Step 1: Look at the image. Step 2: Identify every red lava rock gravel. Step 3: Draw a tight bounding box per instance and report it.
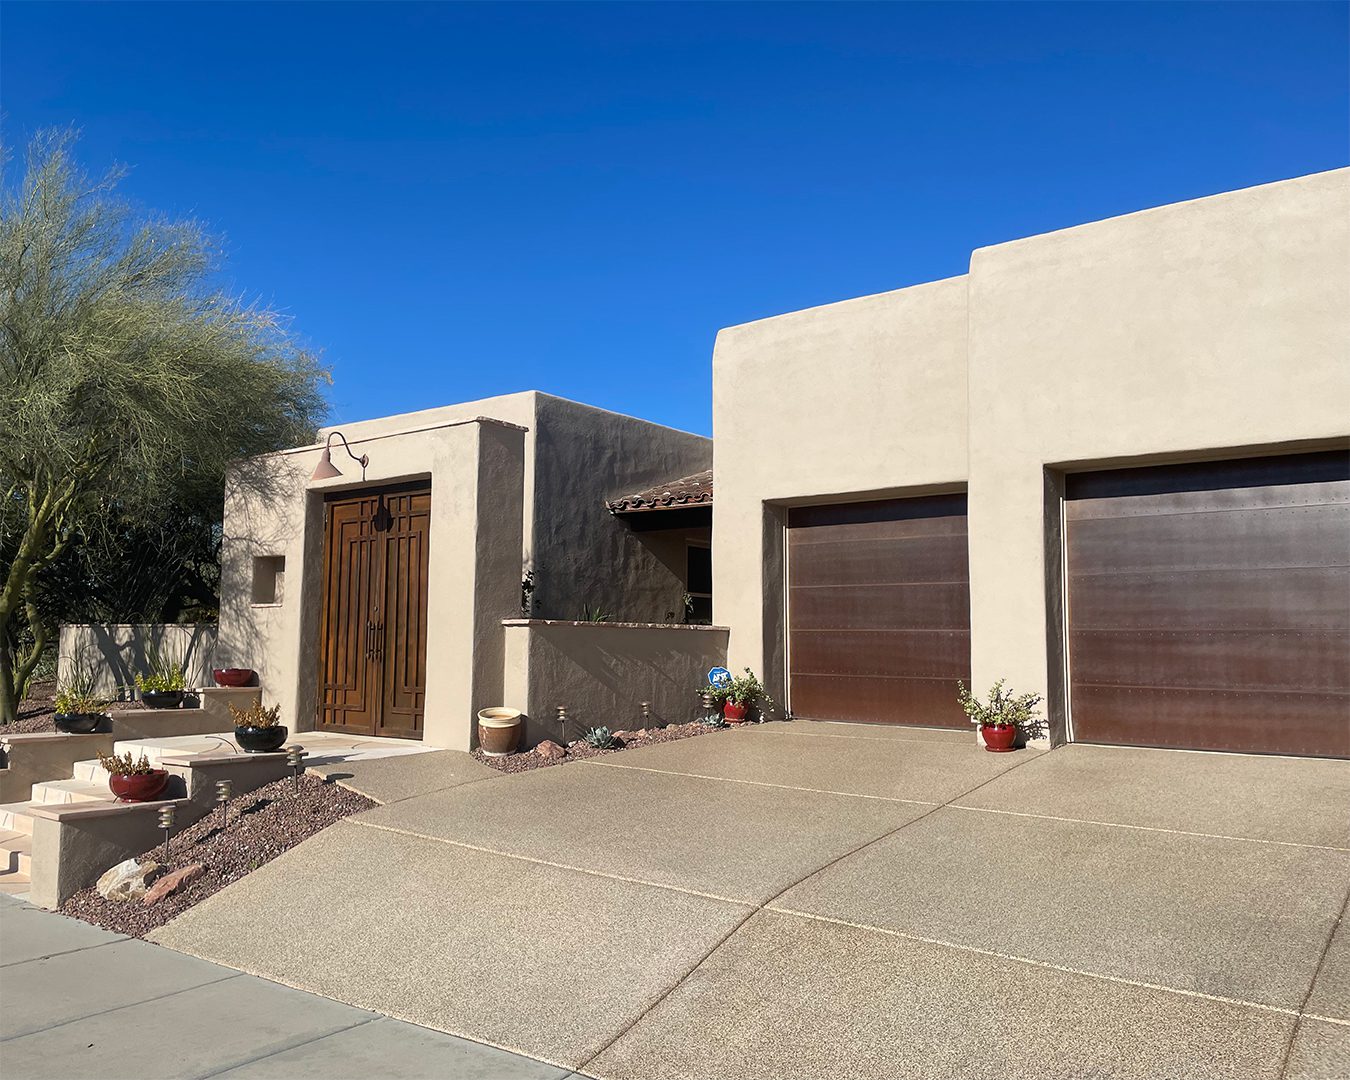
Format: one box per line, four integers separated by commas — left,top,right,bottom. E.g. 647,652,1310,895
472,718,728,774
60,773,374,938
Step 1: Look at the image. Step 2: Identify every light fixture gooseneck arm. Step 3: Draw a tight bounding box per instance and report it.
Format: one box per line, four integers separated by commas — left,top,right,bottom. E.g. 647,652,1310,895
327,431,369,476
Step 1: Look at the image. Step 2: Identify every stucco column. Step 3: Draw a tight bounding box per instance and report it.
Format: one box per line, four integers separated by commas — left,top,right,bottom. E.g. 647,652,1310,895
422,421,526,750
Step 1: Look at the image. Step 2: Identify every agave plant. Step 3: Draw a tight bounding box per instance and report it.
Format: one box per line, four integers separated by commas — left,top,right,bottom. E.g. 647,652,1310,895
583,726,618,749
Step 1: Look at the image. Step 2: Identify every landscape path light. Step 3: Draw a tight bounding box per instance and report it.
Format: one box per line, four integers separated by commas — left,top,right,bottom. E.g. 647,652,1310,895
215,778,233,830
157,803,176,862
285,745,305,795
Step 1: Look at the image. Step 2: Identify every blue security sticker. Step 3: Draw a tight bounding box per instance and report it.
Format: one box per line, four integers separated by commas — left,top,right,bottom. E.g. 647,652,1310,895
707,666,732,688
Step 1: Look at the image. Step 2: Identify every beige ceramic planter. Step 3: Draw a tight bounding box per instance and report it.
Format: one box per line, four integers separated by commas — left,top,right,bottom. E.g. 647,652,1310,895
477,707,523,756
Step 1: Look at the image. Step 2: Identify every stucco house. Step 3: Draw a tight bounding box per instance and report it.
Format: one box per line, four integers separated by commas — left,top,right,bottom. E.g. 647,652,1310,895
213,168,1347,761
215,392,723,750
713,167,1349,759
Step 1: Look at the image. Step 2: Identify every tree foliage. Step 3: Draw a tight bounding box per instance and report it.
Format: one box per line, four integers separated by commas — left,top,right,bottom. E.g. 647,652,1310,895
0,129,329,721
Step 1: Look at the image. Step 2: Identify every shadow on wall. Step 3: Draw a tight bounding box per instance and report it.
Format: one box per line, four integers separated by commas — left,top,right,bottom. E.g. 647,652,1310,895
516,623,729,747
58,623,218,698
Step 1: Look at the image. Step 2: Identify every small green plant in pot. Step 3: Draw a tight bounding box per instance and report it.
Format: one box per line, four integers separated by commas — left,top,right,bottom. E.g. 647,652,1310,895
97,750,169,802
708,669,775,724
136,646,188,709
229,701,288,753
956,679,1046,753
53,662,111,733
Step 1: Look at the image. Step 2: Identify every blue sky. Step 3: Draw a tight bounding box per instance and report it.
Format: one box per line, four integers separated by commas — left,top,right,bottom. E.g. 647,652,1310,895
5,2,1347,436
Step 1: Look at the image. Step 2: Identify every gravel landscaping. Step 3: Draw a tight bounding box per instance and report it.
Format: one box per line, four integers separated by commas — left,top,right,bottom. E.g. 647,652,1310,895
472,718,725,774
60,773,374,938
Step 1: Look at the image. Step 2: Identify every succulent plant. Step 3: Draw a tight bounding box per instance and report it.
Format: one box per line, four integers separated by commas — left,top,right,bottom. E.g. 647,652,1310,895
229,701,283,728
583,726,618,749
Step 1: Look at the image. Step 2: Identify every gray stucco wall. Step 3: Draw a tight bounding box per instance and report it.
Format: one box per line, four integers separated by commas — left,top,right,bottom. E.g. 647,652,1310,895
529,394,712,623
502,619,729,747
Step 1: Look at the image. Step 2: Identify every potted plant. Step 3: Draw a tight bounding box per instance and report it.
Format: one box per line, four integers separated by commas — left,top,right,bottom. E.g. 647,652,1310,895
708,668,775,724
136,647,188,709
229,701,288,753
97,750,169,802
956,679,1046,752
53,663,111,733
213,667,256,687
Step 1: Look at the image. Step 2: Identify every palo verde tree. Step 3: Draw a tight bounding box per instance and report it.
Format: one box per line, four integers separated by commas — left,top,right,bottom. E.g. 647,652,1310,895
0,130,329,722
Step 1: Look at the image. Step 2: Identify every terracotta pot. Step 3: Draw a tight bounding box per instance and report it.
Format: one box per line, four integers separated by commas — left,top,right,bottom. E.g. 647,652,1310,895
235,724,288,753
478,707,523,756
981,724,1018,753
141,690,185,710
213,668,256,687
108,770,170,802
723,701,749,723
53,712,104,734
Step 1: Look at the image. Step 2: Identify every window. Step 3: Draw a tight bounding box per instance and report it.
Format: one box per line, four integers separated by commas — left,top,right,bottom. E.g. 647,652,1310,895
252,556,286,605
685,543,712,624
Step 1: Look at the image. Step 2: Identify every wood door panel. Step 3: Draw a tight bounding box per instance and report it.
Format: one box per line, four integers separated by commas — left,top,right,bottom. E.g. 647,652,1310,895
1070,685,1350,758
318,484,431,740
789,581,971,632
790,629,972,681
788,494,970,728
788,535,970,588
1066,452,1350,758
790,674,968,727
1067,567,1350,632
1069,629,1350,694
1066,504,1348,575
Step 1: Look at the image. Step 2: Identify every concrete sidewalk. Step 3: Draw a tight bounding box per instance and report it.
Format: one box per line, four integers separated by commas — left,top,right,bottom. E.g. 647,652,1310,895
0,897,573,1079
147,722,1350,1079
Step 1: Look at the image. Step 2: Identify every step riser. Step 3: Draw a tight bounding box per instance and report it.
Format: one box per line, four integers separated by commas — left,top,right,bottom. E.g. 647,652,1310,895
0,811,34,835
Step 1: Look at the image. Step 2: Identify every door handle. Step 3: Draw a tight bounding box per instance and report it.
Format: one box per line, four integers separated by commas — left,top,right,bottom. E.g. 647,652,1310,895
366,620,375,660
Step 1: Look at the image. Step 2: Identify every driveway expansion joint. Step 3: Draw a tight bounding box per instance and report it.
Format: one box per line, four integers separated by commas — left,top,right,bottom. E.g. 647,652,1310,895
572,742,1050,1074
946,801,1350,853
0,935,125,968
346,817,756,905
578,758,938,806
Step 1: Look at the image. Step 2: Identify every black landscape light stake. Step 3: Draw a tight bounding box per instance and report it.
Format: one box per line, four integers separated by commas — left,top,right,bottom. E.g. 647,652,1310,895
556,706,567,743
285,745,305,795
700,690,715,722
158,804,176,862
215,779,233,830
640,701,651,727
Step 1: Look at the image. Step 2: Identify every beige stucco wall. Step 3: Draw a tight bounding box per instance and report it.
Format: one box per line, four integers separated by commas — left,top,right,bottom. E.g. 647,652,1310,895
58,623,218,696
218,417,526,749
502,619,729,747
712,167,1350,741
966,168,1350,741
218,391,709,750
711,276,971,704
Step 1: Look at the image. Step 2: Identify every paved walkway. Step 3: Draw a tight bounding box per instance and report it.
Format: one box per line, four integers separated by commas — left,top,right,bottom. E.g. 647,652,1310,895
0,897,573,1079
143,723,1348,1079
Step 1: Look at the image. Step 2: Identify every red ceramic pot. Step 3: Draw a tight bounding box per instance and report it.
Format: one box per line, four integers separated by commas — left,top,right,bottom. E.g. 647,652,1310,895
980,724,1017,753
723,702,749,723
213,668,256,687
108,770,170,802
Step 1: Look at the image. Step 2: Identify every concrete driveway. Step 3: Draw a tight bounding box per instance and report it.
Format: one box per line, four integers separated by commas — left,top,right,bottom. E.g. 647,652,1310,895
149,722,1350,1080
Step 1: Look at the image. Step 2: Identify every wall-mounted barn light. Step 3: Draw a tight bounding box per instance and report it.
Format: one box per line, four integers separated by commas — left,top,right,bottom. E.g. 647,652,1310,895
311,430,369,481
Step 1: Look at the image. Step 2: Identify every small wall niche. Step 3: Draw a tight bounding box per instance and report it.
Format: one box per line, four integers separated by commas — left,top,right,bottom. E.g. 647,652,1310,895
251,555,286,605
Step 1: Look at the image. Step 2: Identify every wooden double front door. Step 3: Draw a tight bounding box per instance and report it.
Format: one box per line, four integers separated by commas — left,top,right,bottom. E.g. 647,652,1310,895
317,483,431,740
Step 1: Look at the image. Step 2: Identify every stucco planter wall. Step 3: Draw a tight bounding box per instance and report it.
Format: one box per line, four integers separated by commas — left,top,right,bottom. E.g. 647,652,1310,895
501,619,730,748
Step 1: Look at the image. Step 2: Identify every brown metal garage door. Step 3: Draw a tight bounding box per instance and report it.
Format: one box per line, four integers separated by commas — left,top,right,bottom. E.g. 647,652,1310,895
788,495,970,727
1065,451,1350,758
